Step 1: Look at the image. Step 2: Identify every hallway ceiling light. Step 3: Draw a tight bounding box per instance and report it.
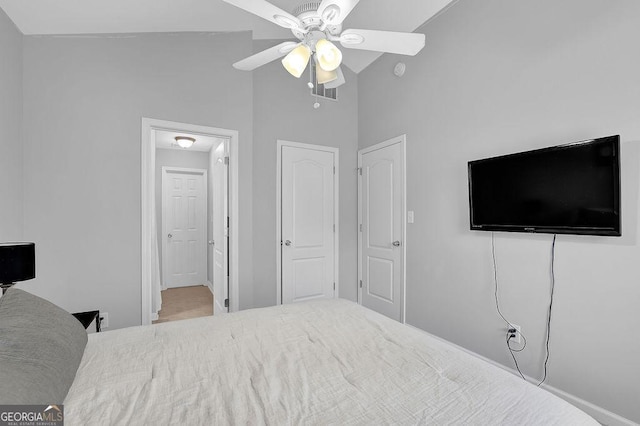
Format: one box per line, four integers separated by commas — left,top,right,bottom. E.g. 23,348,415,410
175,136,196,149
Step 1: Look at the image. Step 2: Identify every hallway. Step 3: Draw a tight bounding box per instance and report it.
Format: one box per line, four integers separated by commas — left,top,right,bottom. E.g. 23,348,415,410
153,285,213,324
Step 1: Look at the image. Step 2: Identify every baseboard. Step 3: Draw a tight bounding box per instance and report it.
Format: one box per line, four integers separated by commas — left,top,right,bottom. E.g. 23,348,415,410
405,324,635,426
214,299,226,316
206,281,213,293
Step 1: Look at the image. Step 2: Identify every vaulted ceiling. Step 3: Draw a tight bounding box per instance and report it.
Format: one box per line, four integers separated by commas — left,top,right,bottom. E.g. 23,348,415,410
0,0,457,73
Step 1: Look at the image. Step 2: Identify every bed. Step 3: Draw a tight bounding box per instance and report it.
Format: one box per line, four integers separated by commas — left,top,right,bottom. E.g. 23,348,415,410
0,289,596,425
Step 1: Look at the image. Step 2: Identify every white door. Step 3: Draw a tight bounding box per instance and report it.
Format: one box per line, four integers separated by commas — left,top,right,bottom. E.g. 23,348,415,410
280,144,337,304
212,140,229,314
359,137,405,322
162,168,207,288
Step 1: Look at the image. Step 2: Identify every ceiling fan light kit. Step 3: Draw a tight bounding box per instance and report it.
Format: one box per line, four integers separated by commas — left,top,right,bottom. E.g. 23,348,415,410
282,44,311,78
315,38,342,71
323,65,345,89
225,0,426,89
314,57,338,84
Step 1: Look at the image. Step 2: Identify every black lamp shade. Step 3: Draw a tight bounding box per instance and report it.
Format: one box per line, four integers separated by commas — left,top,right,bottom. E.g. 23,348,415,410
0,243,35,284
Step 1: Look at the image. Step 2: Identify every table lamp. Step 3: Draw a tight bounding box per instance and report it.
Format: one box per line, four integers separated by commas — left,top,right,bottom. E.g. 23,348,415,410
0,242,35,294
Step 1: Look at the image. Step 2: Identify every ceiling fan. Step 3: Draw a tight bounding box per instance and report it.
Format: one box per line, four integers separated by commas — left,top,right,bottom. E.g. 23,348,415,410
223,0,426,88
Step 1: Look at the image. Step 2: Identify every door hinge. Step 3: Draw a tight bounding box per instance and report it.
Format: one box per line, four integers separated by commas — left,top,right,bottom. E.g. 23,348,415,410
333,282,336,291
333,166,336,175
333,224,335,233
359,224,363,232
224,156,230,165
359,280,363,288
224,298,229,308
358,167,362,176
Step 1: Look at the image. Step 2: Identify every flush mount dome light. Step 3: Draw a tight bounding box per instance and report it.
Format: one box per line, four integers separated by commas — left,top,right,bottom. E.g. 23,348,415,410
175,136,196,149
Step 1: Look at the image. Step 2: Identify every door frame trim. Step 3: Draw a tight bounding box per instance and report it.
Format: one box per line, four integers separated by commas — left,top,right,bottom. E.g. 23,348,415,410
141,117,240,325
357,135,407,323
160,167,208,290
276,140,340,305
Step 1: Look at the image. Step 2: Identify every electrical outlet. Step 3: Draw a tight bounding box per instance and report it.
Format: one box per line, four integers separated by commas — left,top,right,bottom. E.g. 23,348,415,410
100,312,109,329
508,324,521,345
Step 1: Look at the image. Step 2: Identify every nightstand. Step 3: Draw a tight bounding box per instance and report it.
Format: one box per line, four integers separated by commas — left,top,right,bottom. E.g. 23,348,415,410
72,310,101,332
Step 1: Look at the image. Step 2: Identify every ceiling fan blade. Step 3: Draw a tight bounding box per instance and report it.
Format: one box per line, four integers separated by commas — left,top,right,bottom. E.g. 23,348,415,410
317,0,360,25
324,66,345,89
222,0,302,29
340,29,425,56
233,41,300,71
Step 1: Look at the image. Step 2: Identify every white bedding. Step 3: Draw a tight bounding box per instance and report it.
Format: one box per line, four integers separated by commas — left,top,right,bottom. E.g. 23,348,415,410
65,299,596,425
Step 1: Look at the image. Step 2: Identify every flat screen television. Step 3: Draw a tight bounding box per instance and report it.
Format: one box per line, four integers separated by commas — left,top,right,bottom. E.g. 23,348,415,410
468,135,621,236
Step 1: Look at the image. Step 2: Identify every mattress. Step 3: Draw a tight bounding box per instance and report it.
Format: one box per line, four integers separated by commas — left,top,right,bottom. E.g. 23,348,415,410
65,299,596,425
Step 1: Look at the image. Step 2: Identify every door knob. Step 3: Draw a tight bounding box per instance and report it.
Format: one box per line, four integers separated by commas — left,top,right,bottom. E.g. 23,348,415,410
168,233,173,239
208,240,215,246
392,241,401,247
284,240,292,246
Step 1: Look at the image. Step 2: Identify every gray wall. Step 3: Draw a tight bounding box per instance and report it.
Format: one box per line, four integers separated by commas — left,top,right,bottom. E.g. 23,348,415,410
155,148,211,285
252,40,359,307
358,0,640,422
0,8,23,241
21,32,255,328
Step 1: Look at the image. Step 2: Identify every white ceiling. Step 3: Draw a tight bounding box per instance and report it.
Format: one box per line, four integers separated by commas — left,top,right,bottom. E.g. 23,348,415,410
0,0,457,73
156,130,225,152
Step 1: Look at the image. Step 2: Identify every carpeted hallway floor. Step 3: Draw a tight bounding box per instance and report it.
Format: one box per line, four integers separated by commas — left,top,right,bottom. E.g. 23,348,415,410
153,285,213,324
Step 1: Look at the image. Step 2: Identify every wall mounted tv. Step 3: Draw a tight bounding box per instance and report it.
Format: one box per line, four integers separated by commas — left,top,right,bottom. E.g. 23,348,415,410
468,135,621,236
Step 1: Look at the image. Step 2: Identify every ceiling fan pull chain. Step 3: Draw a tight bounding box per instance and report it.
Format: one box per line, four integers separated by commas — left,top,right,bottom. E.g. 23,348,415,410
308,54,320,109
313,62,321,109
308,56,315,90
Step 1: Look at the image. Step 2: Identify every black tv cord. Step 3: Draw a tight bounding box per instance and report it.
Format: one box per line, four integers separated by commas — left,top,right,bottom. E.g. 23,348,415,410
537,234,557,387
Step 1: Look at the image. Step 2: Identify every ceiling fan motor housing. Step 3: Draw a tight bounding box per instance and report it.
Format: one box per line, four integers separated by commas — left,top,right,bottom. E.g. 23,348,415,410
291,1,342,40
292,1,321,17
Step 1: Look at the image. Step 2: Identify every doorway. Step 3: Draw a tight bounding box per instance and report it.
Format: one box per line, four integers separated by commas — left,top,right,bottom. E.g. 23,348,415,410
358,135,407,323
161,167,208,289
141,118,239,325
276,140,339,305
